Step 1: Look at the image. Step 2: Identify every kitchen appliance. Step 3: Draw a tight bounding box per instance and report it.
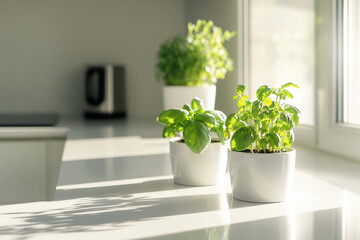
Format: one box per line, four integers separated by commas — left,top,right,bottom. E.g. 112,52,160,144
84,65,126,118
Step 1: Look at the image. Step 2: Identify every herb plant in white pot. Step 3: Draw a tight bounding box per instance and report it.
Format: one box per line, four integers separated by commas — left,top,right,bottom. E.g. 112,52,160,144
157,97,228,186
156,20,235,110
226,83,300,202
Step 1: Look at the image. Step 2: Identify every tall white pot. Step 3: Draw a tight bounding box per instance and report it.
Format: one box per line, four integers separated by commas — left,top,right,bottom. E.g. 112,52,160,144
228,149,296,202
169,138,227,186
163,85,216,110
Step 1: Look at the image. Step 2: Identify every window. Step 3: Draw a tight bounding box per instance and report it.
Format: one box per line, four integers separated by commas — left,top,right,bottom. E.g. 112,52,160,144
339,0,360,125
248,0,315,126
317,0,360,160
244,0,360,160
244,0,316,145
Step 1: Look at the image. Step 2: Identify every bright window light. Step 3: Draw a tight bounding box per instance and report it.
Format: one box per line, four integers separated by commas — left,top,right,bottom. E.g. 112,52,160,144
249,0,315,126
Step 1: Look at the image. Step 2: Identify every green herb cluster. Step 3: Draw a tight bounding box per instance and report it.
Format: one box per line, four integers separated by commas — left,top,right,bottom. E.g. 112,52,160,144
156,20,235,86
157,98,227,154
226,83,300,153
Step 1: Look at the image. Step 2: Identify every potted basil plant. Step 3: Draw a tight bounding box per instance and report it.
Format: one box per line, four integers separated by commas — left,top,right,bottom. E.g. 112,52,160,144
226,83,300,202
157,97,228,186
156,19,235,110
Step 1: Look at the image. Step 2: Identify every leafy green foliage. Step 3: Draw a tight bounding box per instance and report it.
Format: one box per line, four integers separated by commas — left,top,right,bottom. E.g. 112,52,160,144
227,83,300,153
158,109,189,125
156,20,235,86
230,126,256,151
157,97,228,154
183,121,211,154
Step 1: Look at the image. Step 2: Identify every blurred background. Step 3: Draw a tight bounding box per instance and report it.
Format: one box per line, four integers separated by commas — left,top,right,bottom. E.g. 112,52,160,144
3,0,357,141
0,0,239,120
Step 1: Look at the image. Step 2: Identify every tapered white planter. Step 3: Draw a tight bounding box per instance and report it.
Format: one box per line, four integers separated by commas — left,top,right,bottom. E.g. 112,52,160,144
163,85,216,110
169,138,227,186
228,149,296,202
0,127,68,204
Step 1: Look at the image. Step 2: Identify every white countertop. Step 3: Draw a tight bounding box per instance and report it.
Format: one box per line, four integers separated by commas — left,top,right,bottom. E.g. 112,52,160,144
0,127,68,139
1,118,360,239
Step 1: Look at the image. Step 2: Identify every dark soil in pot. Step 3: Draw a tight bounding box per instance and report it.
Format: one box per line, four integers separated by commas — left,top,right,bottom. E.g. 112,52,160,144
241,149,288,153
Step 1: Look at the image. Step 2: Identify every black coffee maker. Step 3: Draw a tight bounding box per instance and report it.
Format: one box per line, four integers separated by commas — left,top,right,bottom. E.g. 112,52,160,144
84,65,126,118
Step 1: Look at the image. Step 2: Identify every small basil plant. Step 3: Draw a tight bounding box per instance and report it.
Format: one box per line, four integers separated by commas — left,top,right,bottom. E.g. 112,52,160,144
157,98,228,154
225,83,300,153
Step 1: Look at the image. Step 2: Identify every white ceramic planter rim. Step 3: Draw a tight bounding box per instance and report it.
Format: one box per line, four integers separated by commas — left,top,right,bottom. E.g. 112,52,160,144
229,148,295,156
169,137,227,186
228,148,296,203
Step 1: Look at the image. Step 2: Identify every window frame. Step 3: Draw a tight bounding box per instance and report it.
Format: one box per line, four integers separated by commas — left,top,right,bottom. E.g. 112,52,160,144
316,0,360,160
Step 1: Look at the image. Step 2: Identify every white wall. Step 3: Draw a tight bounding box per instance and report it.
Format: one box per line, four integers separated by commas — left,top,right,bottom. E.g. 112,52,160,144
185,0,241,115
0,0,185,119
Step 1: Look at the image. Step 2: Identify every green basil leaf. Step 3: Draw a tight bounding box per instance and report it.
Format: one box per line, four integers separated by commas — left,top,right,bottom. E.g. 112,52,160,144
266,132,281,148
191,97,205,112
249,126,257,143
230,126,256,151
203,111,218,127
263,97,272,106
268,110,279,120
238,106,246,113
183,120,211,154
292,114,300,126
194,113,216,128
285,106,301,115
260,119,270,131
239,111,252,123
270,100,276,108
280,89,293,99
236,120,247,131
230,127,252,151
252,100,263,118
237,99,245,107
157,109,189,125
237,85,246,95
256,85,272,101
282,130,295,147
204,110,226,124
213,127,225,143
273,124,281,134
280,82,300,89
183,104,193,112
225,113,238,128
261,106,270,116
224,128,231,139
280,113,295,130
162,124,182,138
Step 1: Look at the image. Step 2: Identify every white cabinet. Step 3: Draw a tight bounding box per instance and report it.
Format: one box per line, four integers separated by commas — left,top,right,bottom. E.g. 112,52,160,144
0,128,68,204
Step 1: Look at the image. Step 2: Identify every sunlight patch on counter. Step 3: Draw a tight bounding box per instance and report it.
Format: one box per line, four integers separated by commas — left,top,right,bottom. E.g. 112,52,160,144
62,136,169,161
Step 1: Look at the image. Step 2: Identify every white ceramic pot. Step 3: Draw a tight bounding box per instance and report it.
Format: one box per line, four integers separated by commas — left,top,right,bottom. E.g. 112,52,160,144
228,149,296,202
163,85,216,110
169,138,227,186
